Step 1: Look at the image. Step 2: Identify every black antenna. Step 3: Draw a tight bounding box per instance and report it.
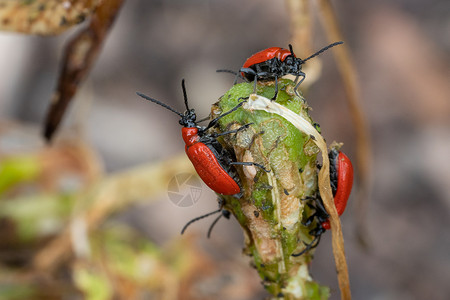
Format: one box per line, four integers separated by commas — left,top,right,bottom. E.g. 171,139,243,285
207,210,230,238
288,44,295,56
207,213,224,238
181,79,190,111
181,208,222,235
301,41,343,63
136,92,184,117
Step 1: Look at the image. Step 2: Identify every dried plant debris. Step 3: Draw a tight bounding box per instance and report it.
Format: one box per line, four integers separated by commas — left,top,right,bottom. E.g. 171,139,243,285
209,79,349,299
43,0,124,141
0,0,102,35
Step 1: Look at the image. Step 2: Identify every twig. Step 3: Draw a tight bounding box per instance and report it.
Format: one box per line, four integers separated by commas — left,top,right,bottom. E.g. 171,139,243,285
317,0,374,298
43,0,125,141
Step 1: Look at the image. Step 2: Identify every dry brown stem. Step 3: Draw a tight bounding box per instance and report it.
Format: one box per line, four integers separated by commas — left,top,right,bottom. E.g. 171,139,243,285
43,0,125,141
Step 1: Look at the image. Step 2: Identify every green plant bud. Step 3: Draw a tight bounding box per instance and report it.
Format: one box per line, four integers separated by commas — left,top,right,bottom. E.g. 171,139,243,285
210,79,330,299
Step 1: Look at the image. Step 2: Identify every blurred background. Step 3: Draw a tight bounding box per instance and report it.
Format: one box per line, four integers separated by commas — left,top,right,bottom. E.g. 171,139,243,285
0,0,449,299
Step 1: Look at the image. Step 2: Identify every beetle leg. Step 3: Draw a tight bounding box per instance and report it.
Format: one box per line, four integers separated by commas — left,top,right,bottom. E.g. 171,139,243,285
239,67,257,82
216,69,245,83
291,235,321,257
294,72,306,98
309,225,326,237
313,196,329,219
204,100,247,130
302,214,317,227
233,70,241,85
242,67,261,94
211,123,253,139
271,76,278,101
306,203,316,210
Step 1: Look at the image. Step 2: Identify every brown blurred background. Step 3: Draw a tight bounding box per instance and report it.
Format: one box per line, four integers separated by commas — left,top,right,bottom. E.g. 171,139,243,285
0,0,449,299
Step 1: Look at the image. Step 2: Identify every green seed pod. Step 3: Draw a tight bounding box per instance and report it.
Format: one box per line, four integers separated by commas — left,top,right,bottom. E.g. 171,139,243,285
211,79,330,299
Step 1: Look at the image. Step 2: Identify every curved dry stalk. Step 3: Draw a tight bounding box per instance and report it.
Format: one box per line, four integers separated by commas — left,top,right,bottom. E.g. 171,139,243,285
317,0,372,252
32,154,195,272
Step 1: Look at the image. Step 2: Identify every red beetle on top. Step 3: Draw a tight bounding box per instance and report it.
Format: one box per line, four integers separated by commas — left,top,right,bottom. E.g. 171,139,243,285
136,79,268,196
240,41,343,98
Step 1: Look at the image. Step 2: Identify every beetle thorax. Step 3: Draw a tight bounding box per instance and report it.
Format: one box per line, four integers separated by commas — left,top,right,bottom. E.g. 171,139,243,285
182,127,200,146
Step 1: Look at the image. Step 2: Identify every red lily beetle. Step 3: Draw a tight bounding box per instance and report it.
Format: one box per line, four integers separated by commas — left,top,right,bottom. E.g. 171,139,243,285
136,80,268,196
292,149,353,256
321,149,354,230
240,41,343,98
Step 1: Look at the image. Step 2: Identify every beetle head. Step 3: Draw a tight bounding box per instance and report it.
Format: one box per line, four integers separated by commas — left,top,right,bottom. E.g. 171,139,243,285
179,108,197,127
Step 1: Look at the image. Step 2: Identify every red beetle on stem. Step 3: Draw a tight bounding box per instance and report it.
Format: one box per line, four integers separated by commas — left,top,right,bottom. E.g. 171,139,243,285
137,80,269,196
292,149,353,256
321,150,354,230
218,42,343,100
240,41,343,99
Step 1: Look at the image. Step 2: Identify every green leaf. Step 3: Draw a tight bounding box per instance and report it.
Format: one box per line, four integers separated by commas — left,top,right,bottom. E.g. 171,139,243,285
0,156,40,195
73,268,113,300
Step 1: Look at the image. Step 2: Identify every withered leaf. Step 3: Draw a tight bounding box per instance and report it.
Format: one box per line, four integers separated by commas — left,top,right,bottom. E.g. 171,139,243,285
0,0,102,35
